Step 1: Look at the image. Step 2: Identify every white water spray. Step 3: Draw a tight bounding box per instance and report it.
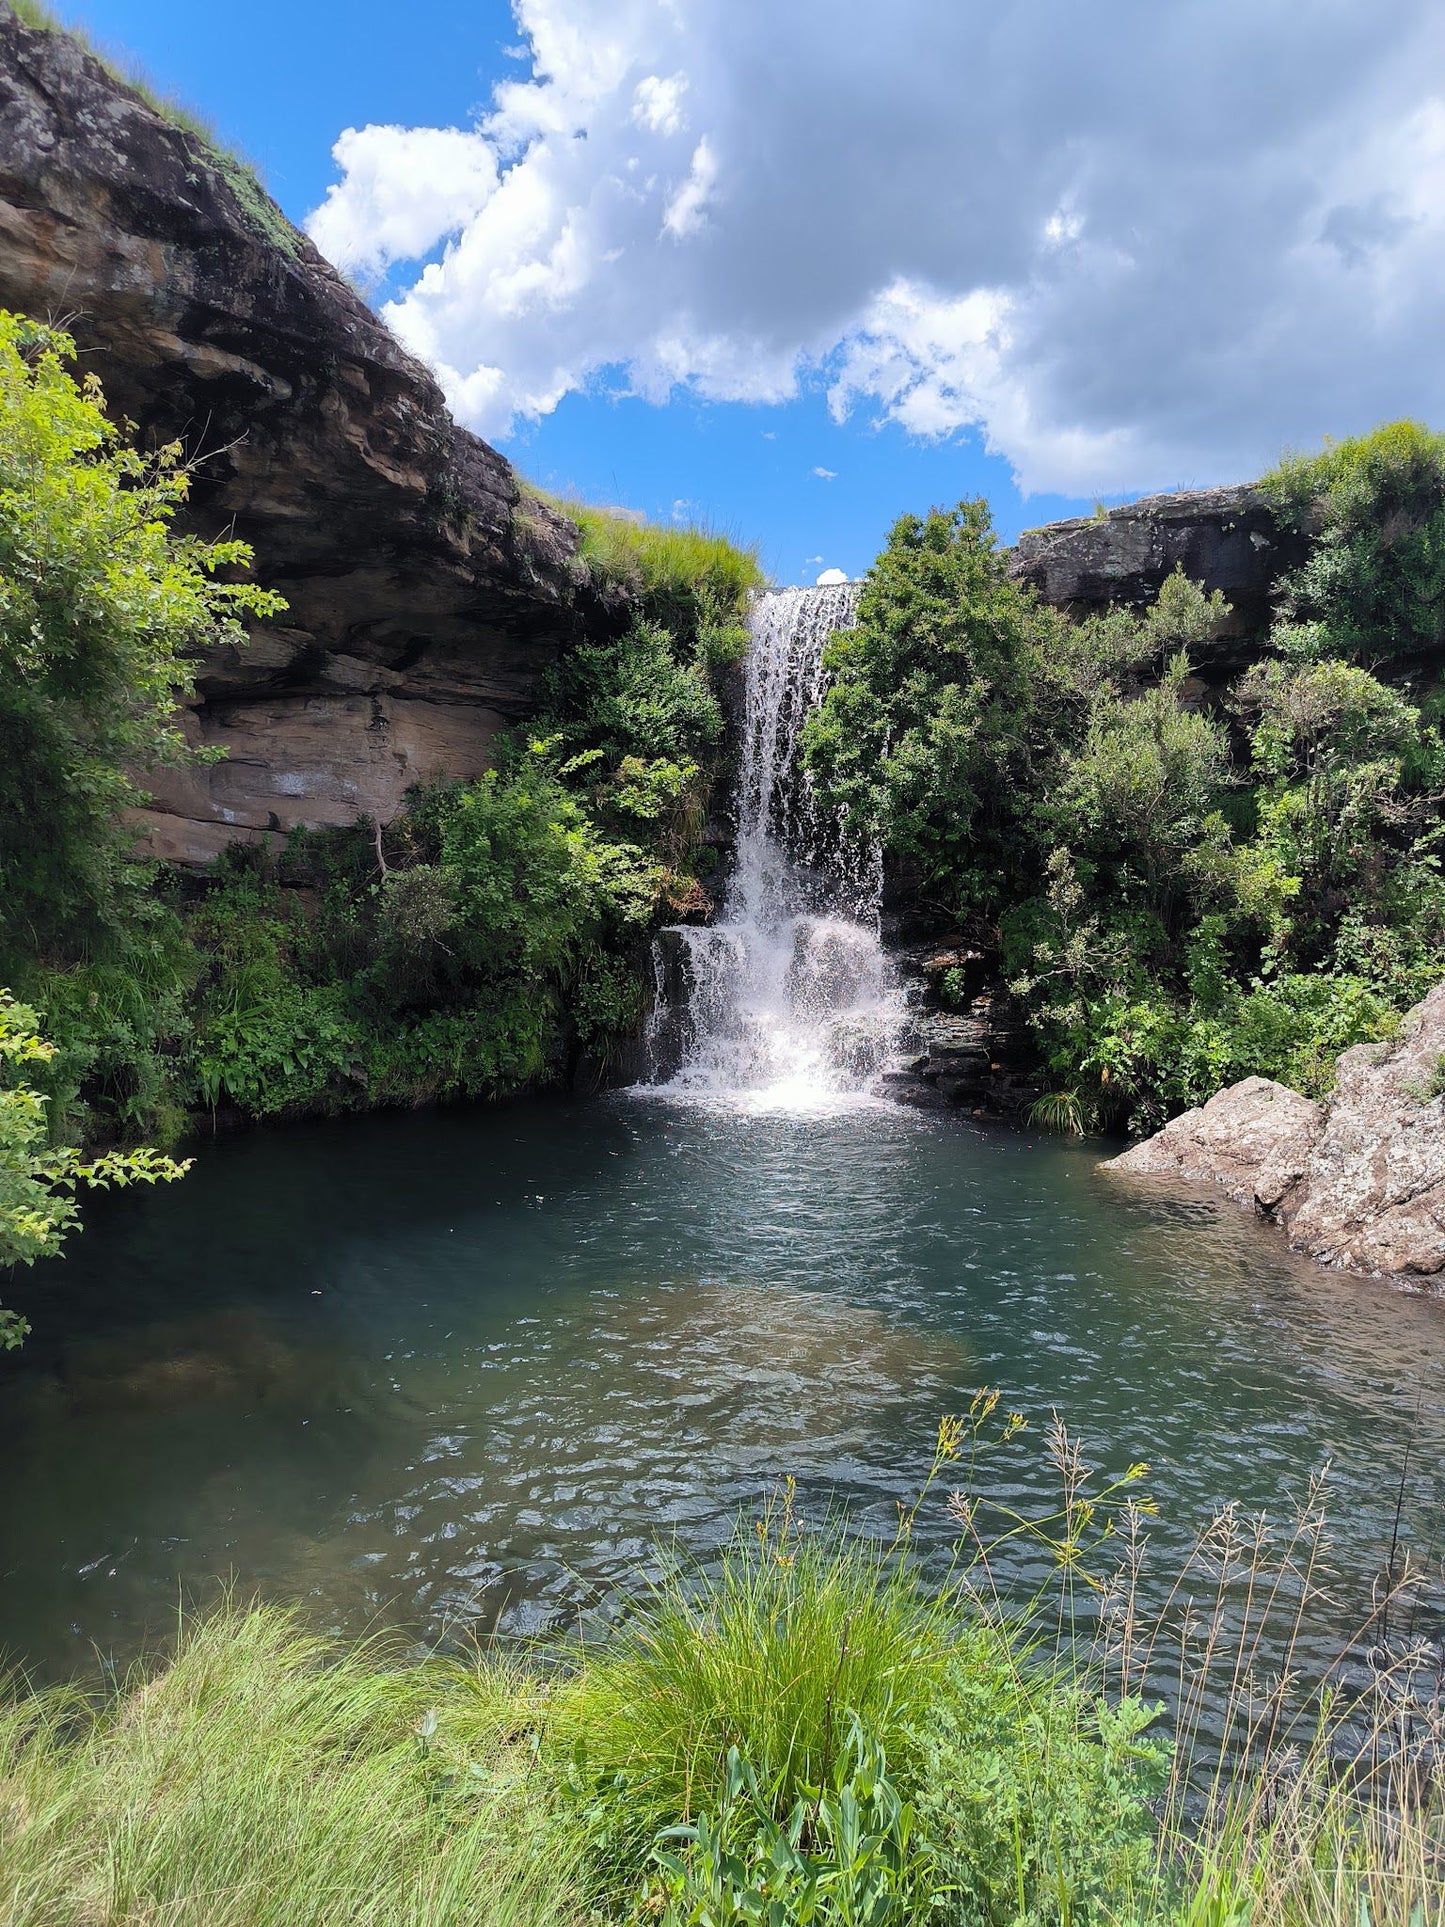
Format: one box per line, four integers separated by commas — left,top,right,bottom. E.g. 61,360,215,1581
645,584,903,1110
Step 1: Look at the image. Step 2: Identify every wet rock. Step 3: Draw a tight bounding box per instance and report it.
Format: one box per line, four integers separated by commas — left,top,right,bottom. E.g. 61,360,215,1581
1106,982,1445,1285
877,1071,953,1112
880,988,1034,1118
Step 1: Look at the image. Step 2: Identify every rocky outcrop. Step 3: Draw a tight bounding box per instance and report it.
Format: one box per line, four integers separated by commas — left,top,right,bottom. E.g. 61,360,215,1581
0,6,595,863
1109,1077,1324,1211
1008,484,1309,653
1106,983,1445,1284
876,944,1041,1117
1285,987,1445,1275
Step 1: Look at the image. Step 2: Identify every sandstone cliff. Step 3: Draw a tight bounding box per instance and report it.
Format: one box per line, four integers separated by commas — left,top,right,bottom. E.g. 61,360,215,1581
1107,983,1445,1285
0,4,592,863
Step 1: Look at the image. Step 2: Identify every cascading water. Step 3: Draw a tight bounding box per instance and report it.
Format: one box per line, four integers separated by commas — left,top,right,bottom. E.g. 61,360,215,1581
645,583,903,1110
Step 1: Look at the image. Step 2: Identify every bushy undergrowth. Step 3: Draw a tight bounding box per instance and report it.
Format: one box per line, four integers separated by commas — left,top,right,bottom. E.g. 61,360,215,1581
804,424,1445,1134
0,310,758,1174
33,705,729,1145
2,1409,1437,1927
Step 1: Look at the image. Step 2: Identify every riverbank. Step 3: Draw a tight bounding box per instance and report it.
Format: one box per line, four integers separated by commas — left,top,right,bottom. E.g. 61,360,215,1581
1,1448,1437,1927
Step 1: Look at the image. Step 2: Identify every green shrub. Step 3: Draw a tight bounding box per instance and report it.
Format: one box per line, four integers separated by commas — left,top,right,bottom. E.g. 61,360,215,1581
549,1489,959,1868
910,1660,1168,1927
193,982,362,1117
652,1719,939,1927
363,997,553,1106
801,500,1051,910
1263,419,1445,665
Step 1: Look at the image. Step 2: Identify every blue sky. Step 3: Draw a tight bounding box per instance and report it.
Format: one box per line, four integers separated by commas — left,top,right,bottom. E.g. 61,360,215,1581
48,0,1445,584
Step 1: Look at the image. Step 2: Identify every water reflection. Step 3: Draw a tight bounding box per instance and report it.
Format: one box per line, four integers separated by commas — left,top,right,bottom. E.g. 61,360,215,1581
0,1097,1442,1679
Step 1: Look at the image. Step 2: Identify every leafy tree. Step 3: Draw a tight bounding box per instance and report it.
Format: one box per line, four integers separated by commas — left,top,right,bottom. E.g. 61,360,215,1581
801,501,1050,918
0,310,282,975
1,990,187,1346
806,481,1443,1132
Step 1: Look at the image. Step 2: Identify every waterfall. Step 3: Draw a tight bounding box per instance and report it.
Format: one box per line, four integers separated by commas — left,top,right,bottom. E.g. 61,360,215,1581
643,583,903,1110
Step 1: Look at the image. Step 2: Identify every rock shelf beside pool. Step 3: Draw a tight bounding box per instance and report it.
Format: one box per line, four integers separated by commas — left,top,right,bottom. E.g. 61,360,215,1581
1107,981,1445,1285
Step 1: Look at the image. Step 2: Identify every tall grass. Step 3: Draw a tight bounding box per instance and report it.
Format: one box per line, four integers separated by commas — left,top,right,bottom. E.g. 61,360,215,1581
0,1605,573,1927
550,1480,960,1843
1,1417,1441,1924
561,497,762,609
947,1407,1445,1925
519,483,763,653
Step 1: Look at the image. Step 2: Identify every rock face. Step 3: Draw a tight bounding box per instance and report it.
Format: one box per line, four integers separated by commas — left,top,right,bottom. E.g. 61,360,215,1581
1107,983,1445,1284
1110,1077,1324,1212
1008,485,1309,652
0,7,593,863
1285,986,1445,1276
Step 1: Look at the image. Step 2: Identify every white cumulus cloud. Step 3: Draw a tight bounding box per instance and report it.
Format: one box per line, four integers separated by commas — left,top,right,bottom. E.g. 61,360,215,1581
307,125,499,279
306,0,1445,492
633,72,688,136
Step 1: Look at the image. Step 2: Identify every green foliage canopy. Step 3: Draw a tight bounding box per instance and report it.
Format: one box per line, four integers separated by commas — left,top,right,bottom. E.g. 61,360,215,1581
804,450,1445,1132
1264,419,1445,666
0,312,281,974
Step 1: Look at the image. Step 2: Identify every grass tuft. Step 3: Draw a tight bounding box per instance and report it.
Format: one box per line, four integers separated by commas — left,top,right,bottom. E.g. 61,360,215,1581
549,1482,959,1847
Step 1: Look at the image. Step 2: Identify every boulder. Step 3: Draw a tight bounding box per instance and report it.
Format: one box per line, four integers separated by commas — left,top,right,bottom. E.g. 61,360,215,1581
1106,982,1445,1284
1109,1075,1323,1209
1280,982,1445,1276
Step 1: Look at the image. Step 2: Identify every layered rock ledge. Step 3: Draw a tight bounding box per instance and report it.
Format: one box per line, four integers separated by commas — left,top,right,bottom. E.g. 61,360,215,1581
0,6,593,864
1007,485,1309,654
1107,982,1445,1284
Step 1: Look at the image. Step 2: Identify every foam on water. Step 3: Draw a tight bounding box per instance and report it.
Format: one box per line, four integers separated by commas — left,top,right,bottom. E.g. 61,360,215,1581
642,583,904,1112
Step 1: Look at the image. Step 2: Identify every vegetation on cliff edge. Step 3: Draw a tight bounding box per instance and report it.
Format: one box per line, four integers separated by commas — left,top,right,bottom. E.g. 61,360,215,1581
0,311,759,1241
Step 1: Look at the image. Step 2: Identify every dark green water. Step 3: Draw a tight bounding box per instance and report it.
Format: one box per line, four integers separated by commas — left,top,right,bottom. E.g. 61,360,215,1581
2,1094,1443,1680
